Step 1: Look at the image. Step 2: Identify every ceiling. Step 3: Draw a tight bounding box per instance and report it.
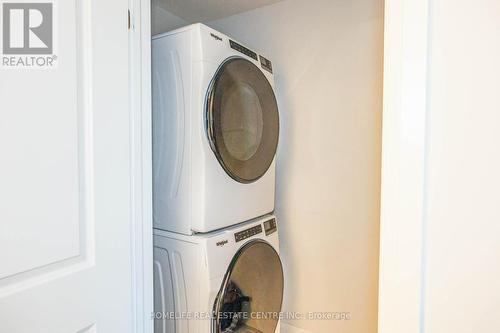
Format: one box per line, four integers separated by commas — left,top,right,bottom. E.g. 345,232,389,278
155,0,285,22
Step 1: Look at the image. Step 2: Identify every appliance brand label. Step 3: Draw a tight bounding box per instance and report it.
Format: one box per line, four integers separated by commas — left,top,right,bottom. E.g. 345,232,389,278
216,239,228,247
210,32,222,42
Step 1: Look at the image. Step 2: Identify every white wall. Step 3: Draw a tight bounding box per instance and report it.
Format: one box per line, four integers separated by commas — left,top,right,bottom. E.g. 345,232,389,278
424,0,500,331
379,1,500,332
210,1,384,332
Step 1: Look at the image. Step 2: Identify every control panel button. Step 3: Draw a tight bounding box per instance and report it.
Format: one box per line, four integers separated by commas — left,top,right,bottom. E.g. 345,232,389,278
230,40,258,61
264,218,277,236
259,55,273,74
235,224,263,242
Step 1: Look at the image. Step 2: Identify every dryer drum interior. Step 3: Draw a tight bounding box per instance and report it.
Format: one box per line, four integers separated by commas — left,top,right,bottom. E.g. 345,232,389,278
207,57,280,184
213,240,284,333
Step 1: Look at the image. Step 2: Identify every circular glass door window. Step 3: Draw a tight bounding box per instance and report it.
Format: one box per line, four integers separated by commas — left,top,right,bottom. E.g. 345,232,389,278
207,58,279,183
213,240,284,333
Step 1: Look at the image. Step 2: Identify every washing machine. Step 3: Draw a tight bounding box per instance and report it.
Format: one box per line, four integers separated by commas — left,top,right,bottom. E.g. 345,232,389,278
152,23,280,235
153,214,284,333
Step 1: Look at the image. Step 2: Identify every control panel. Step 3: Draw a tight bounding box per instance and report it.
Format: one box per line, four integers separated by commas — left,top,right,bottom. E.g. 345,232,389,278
264,218,277,236
235,224,262,242
230,40,258,60
259,55,273,74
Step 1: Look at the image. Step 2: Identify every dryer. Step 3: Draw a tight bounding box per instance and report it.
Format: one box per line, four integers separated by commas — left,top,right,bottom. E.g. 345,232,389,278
153,215,284,333
152,24,280,234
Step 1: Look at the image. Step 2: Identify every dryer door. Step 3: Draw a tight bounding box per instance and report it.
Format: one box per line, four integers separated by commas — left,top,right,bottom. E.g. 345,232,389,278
213,240,284,333
207,57,279,183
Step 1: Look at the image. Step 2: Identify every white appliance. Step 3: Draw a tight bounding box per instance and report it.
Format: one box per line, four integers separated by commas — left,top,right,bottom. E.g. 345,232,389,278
152,23,280,235
153,214,283,333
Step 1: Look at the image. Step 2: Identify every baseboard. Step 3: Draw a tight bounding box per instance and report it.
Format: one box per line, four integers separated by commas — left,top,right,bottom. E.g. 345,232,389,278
280,322,314,333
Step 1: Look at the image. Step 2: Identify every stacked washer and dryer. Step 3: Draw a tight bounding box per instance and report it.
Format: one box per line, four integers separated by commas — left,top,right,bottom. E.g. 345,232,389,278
152,24,283,333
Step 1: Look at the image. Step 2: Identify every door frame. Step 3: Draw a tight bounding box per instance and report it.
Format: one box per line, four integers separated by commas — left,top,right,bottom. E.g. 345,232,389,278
378,0,430,332
129,0,431,332
129,0,153,332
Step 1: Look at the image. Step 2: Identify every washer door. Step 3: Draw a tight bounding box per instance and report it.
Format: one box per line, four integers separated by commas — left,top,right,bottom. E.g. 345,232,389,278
207,58,279,183
213,240,284,333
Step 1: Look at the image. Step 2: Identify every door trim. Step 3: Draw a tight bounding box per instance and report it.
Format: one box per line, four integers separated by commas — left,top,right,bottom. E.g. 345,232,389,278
129,0,153,332
378,0,430,332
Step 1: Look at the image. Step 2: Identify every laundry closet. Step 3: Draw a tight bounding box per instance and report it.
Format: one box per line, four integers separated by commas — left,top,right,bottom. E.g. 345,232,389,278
148,1,384,333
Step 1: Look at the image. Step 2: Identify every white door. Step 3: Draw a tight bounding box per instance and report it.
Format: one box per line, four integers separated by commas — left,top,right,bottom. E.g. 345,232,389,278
0,0,138,332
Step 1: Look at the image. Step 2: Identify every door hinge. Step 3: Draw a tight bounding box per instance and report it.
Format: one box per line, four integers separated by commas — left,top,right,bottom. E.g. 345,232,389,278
128,9,132,30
